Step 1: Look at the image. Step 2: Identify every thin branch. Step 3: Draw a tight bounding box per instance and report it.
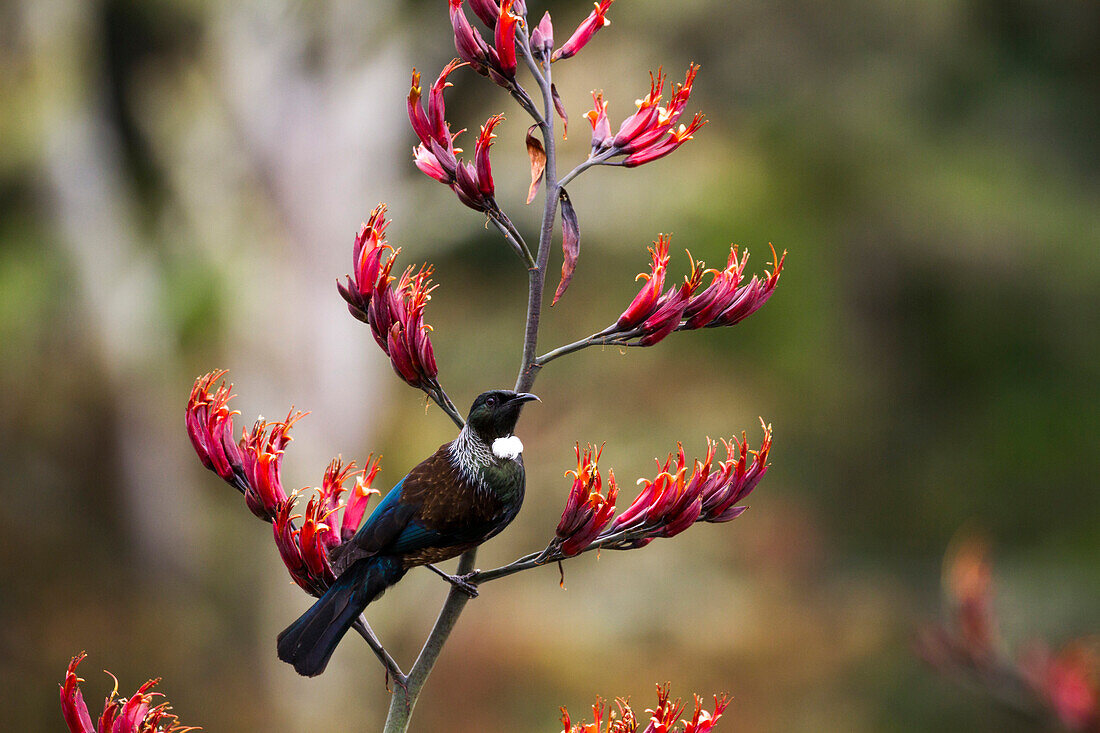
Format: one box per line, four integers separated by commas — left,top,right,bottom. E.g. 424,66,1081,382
382,550,478,733
470,527,651,584
557,147,620,188
425,382,465,429
488,211,536,268
351,616,406,684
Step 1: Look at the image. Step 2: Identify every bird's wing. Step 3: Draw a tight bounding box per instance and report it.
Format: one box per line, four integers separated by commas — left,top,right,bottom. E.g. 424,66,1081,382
331,444,454,572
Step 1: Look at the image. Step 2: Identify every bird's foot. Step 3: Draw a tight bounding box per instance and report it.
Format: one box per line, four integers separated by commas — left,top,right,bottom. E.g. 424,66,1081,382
445,571,480,598
425,564,481,597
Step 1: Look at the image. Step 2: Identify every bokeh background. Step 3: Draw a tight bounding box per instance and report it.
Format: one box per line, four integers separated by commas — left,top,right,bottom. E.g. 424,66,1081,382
2,0,1098,730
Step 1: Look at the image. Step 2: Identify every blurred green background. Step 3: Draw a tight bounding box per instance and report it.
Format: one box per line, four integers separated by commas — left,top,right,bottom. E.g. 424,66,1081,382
2,0,1097,730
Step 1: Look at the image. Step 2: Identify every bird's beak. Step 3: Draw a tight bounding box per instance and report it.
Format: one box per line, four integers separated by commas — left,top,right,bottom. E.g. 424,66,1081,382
508,392,540,406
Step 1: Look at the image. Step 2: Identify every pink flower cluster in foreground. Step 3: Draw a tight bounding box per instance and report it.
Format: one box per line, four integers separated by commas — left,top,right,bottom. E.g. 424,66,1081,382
187,371,382,597
554,424,772,556
60,653,197,733
337,203,440,391
561,684,729,733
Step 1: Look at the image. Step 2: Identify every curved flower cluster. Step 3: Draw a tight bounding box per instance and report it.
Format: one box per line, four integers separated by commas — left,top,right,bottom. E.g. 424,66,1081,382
560,684,729,733
554,444,618,557
337,204,441,392
61,653,197,733
552,424,772,556
599,235,784,347
186,370,305,520
448,0,524,85
187,372,383,596
408,61,505,214
274,456,381,596
586,65,706,167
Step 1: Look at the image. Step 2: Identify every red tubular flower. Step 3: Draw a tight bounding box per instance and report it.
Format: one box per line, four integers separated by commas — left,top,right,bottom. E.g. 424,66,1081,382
272,456,381,597
699,422,772,522
406,62,505,214
555,444,619,556
60,653,196,733
338,204,392,322
602,429,769,543
552,0,614,62
681,245,748,330
383,265,440,390
449,0,492,75
682,694,731,733
637,256,705,346
615,234,671,330
337,209,445,392
341,454,381,542
586,91,612,152
186,370,244,485
612,70,667,150
705,244,785,328
494,0,520,78
623,113,707,167
474,113,504,199
469,0,501,28
239,410,305,522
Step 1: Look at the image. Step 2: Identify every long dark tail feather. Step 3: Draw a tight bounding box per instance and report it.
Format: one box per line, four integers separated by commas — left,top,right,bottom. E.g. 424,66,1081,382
277,556,405,677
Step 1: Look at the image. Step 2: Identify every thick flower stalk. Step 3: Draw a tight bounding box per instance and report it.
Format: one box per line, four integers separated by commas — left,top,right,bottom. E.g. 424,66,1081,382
916,537,1100,731
559,684,730,733
582,65,706,168
60,652,197,733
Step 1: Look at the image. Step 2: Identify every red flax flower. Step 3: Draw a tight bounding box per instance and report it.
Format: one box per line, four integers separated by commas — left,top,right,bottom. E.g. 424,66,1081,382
272,456,382,596
448,0,524,86
605,424,772,545
555,444,619,556
407,62,507,214
336,206,443,392
560,684,729,733
186,370,244,487
187,371,305,521
602,236,783,346
552,0,614,62
584,65,705,167
60,652,197,733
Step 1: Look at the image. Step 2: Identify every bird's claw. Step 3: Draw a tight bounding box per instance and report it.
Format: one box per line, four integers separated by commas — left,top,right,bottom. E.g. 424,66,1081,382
448,571,480,598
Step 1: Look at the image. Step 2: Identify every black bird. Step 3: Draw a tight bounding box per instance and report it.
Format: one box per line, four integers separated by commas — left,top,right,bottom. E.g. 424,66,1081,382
277,389,539,676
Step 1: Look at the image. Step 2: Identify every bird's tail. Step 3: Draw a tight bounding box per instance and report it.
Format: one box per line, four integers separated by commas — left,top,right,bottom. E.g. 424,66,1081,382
276,556,406,677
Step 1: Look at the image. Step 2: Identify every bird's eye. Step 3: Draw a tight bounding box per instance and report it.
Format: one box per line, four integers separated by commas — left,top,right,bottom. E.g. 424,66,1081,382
486,396,497,407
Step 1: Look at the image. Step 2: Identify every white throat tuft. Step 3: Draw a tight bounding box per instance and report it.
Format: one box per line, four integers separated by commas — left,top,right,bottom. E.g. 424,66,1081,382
492,435,523,460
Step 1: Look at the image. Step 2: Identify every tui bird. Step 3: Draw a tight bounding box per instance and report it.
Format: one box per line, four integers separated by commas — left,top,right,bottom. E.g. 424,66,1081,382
277,389,539,677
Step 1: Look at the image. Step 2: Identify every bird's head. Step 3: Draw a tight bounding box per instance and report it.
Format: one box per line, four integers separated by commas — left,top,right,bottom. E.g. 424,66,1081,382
465,390,540,443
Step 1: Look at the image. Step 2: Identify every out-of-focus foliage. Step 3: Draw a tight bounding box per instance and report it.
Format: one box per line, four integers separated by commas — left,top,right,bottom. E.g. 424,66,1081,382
1,0,1097,731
